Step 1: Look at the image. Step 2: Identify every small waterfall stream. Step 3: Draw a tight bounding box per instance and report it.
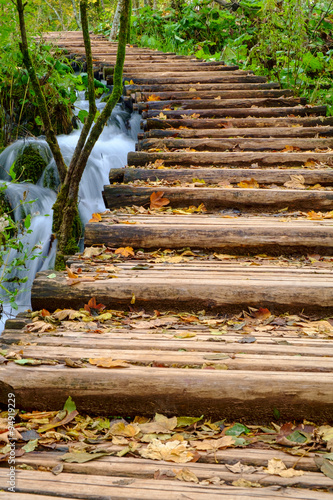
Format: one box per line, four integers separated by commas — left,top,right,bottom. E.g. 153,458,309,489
0,93,140,331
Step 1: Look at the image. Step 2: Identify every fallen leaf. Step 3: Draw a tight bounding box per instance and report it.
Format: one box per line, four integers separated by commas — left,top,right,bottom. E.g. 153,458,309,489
254,307,271,320
22,439,39,453
150,191,170,209
174,467,199,483
108,422,141,438
265,458,304,477
61,452,110,463
158,112,167,120
191,436,234,451
237,178,259,189
147,94,160,101
284,175,305,189
89,358,129,368
139,439,194,463
232,478,262,488
115,247,135,257
66,266,78,279
38,410,78,433
82,246,105,258
89,213,102,222
174,332,196,339
307,210,323,220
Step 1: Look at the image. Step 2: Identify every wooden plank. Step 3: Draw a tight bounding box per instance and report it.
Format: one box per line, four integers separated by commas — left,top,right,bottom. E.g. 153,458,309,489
11,453,333,492
10,345,333,372
127,150,333,167
144,116,333,130
142,105,327,119
126,83,282,94
136,137,333,152
1,361,333,420
136,89,294,100
110,167,333,185
135,97,305,112
84,216,333,254
129,74,268,84
1,470,332,500
103,185,333,211
31,265,333,314
142,125,333,138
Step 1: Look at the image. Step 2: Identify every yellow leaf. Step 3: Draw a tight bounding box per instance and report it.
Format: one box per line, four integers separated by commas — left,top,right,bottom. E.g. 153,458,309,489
66,266,78,279
307,210,323,220
237,179,259,189
131,293,135,305
158,112,167,120
188,87,197,92
174,331,196,339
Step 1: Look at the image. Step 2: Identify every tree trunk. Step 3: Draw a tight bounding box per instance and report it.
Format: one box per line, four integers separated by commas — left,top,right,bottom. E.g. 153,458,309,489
53,0,130,267
109,0,124,41
70,0,81,28
16,0,67,184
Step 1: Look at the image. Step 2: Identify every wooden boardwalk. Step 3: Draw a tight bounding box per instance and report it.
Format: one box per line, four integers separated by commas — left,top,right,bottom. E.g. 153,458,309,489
0,31,333,498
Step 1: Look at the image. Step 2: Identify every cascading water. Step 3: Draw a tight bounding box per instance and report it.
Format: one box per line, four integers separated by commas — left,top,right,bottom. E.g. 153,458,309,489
0,93,140,332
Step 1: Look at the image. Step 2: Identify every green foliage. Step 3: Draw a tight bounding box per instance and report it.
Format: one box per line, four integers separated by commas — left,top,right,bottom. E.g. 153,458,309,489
0,182,41,312
105,0,333,114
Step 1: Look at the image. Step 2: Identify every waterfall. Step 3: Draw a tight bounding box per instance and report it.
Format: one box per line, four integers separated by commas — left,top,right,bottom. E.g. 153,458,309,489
0,95,140,332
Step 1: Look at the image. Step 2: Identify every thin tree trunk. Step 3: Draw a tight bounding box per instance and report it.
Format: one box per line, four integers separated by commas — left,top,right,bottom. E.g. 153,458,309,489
43,0,65,29
109,0,124,41
16,0,67,184
71,0,81,28
54,0,130,262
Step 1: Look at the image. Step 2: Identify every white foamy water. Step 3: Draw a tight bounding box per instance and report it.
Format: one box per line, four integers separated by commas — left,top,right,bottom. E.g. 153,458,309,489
0,97,140,331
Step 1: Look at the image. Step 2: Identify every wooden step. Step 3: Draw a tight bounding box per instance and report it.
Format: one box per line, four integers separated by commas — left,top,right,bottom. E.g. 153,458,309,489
135,89,294,101
31,261,333,314
135,97,305,112
121,64,243,73
128,74,267,85
109,167,333,185
103,184,333,211
136,137,333,152
142,105,327,120
142,125,333,138
126,83,281,94
127,150,333,168
1,469,332,500
144,115,333,130
3,302,333,419
84,214,333,254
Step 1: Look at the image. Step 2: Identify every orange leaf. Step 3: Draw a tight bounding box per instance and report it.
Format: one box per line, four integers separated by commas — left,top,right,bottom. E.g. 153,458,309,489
150,191,170,209
115,247,135,257
307,210,323,220
254,307,271,320
66,266,78,279
89,358,129,368
41,309,51,317
84,297,106,313
147,94,161,101
89,213,102,223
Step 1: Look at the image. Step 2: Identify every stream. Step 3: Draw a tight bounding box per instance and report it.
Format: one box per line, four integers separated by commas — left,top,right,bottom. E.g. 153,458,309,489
0,92,140,332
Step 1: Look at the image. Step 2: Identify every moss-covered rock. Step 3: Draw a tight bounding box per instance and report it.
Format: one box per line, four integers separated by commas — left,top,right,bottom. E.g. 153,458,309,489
13,145,47,183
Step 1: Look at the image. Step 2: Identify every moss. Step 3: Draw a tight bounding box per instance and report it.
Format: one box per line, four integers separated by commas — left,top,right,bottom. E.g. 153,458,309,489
52,186,82,256
0,191,12,217
13,145,47,184
54,253,66,271
43,166,58,191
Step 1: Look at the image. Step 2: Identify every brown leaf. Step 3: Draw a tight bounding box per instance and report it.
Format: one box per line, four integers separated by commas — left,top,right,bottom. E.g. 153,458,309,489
254,307,271,320
38,411,78,433
84,297,106,313
150,191,170,209
174,467,199,483
89,358,129,368
265,458,304,477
